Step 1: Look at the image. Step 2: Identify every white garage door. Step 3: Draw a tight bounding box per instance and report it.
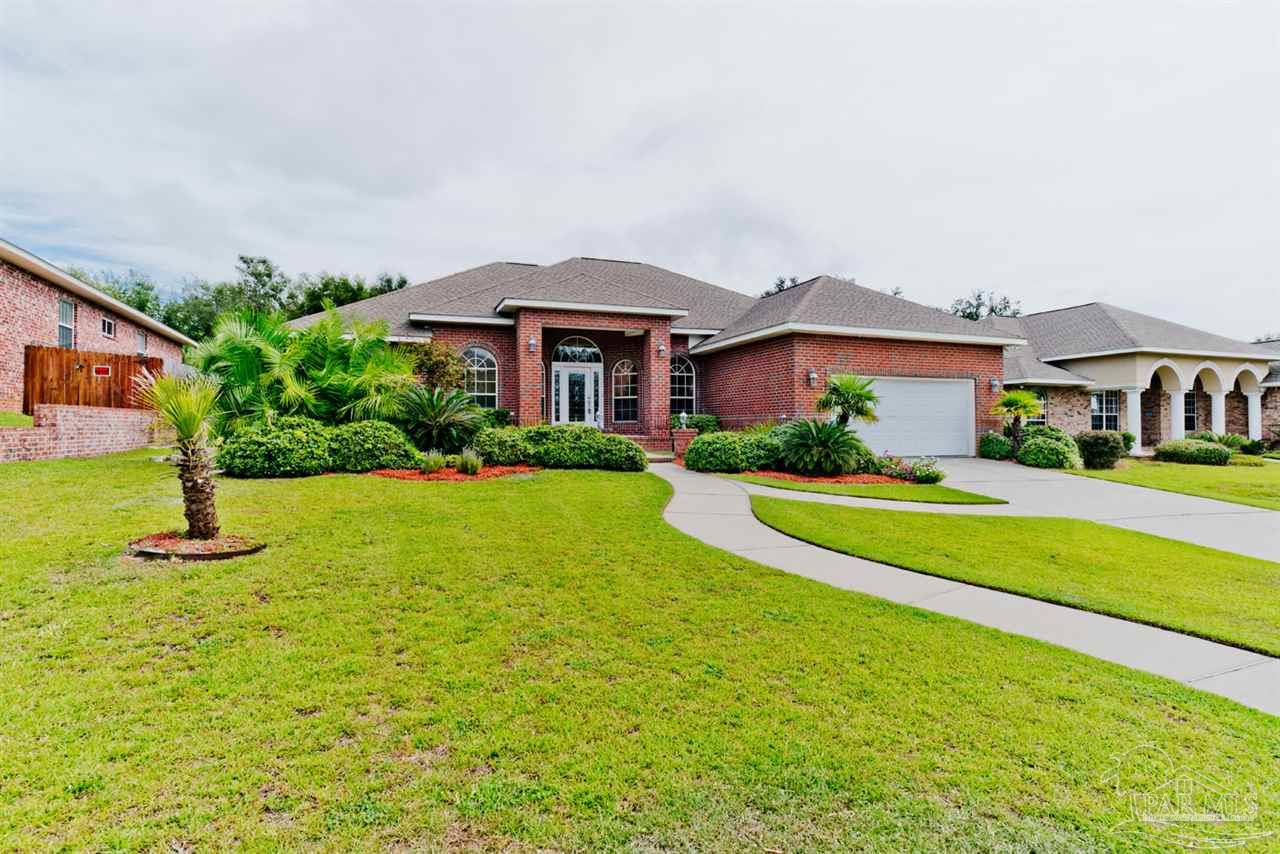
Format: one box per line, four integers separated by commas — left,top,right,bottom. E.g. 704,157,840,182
854,378,975,457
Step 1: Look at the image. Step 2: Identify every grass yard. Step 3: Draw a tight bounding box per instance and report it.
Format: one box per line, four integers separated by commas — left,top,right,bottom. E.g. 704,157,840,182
0,410,34,428
1,451,1278,850
1069,458,1280,511
752,495,1280,656
728,473,1004,504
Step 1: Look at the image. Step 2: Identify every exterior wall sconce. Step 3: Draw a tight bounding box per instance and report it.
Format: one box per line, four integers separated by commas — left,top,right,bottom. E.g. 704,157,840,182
989,377,1001,393
807,368,819,387
528,336,537,353
657,343,667,355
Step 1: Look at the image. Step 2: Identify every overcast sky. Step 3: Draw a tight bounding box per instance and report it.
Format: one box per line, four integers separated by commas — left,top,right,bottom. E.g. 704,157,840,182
3,1,1277,339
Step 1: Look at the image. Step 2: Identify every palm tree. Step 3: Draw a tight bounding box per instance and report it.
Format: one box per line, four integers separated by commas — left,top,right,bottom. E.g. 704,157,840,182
134,371,222,539
816,374,879,427
990,389,1043,453
398,386,485,452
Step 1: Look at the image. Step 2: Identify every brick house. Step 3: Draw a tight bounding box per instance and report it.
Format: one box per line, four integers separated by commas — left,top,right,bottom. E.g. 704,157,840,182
293,258,1021,456
992,306,1280,452
1,237,193,413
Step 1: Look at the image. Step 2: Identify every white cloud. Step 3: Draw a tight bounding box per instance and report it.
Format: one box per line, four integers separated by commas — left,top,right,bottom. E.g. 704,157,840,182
2,0,1277,337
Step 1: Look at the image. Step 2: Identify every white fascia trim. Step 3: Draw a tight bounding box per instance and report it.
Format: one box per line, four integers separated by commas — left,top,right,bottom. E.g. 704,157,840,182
1041,346,1280,362
672,327,721,336
386,335,433,343
494,298,688,318
0,237,196,346
690,322,1025,354
1004,377,1094,387
407,313,515,326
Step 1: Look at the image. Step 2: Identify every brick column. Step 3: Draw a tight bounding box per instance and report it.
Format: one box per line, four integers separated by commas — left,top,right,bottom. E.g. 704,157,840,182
641,320,672,436
514,312,543,426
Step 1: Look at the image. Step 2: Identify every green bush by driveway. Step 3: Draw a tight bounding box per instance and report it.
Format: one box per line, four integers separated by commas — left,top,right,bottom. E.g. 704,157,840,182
1154,439,1232,466
752,495,1280,656
2,450,1278,849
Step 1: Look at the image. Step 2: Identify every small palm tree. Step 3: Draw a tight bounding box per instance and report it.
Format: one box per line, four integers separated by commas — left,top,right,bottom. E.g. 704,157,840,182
399,386,484,453
816,374,879,427
134,370,222,539
991,389,1043,453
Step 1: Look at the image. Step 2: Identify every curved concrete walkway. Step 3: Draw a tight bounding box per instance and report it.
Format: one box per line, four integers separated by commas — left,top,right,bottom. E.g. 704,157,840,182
653,463,1280,717
733,457,1280,563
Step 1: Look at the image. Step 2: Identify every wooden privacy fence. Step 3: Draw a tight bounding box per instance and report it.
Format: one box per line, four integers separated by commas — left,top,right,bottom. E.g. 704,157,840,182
23,345,165,414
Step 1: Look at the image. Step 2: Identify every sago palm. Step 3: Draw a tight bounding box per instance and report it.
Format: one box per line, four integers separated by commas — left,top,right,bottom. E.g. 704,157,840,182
990,389,1043,453
134,370,222,539
816,374,879,427
398,386,484,453
779,418,873,476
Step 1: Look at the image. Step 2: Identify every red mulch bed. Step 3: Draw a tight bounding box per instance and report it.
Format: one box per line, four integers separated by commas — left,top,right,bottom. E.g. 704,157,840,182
129,532,266,560
371,465,542,482
739,469,903,485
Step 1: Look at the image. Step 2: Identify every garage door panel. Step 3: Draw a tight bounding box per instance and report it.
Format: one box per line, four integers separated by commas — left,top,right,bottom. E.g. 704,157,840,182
853,378,974,457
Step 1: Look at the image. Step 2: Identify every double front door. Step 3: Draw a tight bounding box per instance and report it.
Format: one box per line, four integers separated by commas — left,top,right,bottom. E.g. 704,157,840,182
551,364,603,427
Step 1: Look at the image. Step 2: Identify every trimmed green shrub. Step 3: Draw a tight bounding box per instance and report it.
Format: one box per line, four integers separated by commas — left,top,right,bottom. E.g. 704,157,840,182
778,419,875,476
1153,439,1231,466
1017,436,1079,469
1121,431,1137,453
217,416,332,478
1240,439,1265,456
1022,424,1075,448
1189,431,1248,451
683,432,746,473
328,421,423,472
456,448,484,475
1074,430,1126,470
740,430,784,471
472,427,531,466
473,424,647,471
909,457,946,484
978,431,1013,460
420,450,446,474
399,386,484,453
480,408,512,428
671,413,720,434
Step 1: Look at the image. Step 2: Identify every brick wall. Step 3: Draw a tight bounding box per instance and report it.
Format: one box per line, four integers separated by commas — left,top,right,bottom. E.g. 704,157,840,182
702,334,1005,443
1264,388,1280,444
427,325,520,411
0,404,162,463
1,258,185,412
1045,387,1093,434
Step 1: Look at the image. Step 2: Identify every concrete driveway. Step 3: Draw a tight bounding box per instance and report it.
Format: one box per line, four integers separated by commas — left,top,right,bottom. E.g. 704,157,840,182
735,457,1280,563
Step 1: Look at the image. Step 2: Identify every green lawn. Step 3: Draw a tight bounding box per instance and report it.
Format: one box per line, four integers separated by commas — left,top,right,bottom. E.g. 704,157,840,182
1069,458,1280,511
0,410,33,427
728,473,1004,504
752,495,1280,656
1,452,1277,849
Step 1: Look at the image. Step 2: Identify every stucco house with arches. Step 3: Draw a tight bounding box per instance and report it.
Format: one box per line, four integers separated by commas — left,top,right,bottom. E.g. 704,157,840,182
292,257,1280,456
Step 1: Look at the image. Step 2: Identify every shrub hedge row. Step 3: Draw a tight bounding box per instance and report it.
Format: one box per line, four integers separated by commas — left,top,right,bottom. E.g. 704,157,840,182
471,425,647,472
1154,439,1232,466
218,417,423,478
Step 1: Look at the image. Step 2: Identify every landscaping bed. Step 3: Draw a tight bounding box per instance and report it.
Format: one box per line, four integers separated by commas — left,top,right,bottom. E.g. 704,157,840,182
727,472,1004,504
371,464,541,482
735,469,901,484
128,531,265,560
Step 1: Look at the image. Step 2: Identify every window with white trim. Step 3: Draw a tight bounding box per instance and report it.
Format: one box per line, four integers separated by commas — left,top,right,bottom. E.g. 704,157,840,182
1184,392,1197,433
137,329,148,355
670,355,695,415
101,316,115,338
462,346,498,409
612,360,638,422
552,336,603,364
57,300,74,348
1026,388,1048,426
1090,390,1119,431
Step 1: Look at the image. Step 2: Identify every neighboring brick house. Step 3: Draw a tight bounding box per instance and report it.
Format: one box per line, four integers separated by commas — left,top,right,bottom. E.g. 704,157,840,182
0,238,193,413
991,306,1280,452
293,258,1021,456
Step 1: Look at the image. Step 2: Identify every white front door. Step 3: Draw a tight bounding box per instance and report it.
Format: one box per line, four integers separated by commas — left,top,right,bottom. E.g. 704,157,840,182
552,364,603,427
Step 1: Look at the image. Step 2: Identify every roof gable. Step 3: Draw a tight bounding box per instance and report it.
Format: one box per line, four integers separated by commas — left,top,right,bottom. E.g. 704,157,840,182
1021,303,1279,360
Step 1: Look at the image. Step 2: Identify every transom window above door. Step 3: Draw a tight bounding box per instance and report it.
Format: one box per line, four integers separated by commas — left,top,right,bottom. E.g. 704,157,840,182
552,336,603,363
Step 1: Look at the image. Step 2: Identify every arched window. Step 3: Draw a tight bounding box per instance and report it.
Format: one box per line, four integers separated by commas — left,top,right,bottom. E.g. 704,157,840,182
670,355,695,415
612,360,638,422
552,336,603,363
461,346,498,409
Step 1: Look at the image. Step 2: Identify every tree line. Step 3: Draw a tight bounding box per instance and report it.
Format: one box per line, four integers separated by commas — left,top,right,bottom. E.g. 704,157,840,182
67,255,409,342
